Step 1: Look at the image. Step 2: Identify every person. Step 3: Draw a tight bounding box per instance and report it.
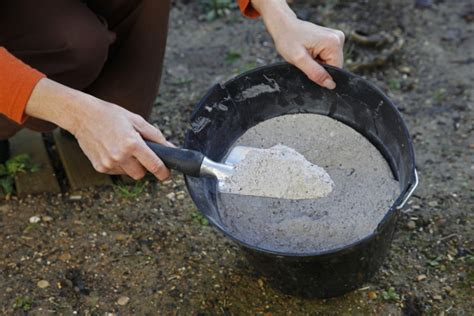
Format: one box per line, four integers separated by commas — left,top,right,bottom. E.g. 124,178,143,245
0,0,344,181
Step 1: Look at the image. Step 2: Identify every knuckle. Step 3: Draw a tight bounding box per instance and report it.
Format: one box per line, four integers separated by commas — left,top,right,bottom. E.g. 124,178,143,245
94,163,107,173
135,116,147,127
149,160,164,175
110,151,123,163
101,158,114,170
334,30,345,43
124,137,139,151
328,33,341,45
291,51,307,65
130,171,146,180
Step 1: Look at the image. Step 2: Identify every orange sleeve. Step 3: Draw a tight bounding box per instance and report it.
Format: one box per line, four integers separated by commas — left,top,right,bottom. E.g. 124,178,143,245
0,47,46,124
237,0,260,18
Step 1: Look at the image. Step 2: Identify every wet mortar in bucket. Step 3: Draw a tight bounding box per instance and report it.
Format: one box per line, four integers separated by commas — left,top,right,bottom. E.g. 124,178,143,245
217,113,400,254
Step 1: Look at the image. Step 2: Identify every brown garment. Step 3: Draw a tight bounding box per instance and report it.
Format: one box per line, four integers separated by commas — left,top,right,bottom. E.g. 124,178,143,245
0,0,171,140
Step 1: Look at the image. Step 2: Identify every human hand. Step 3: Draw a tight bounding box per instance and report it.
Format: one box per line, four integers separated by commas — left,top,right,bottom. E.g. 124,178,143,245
25,78,171,180
252,0,345,89
72,100,171,180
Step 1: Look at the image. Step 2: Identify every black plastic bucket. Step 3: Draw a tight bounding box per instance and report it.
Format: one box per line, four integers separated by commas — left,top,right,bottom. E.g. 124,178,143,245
184,62,417,298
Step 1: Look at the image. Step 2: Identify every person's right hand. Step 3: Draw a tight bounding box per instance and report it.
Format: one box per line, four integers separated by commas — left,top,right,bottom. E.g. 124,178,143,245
73,99,171,180
25,78,171,181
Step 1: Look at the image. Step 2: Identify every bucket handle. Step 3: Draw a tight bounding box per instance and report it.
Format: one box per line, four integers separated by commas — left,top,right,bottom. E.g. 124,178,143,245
396,169,419,210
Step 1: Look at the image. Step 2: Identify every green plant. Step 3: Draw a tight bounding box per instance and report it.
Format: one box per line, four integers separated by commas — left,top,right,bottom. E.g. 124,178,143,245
191,211,209,226
199,0,236,21
0,154,39,194
466,254,474,266
427,255,443,267
433,88,446,103
13,296,33,312
226,50,241,63
381,287,400,301
171,77,193,85
114,181,146,199
388,78,401,90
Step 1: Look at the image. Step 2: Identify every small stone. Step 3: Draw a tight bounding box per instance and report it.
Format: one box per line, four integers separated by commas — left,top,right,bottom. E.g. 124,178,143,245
29,215,41,224
6,287,13,293
258,279,264,288
58,253,72,262
399,66,412,74
37,280,50,288
367,291,377,299
407,221,417,230
432,294,442,301
115,234,129,241
428,200,438,207
69,195,82,201
417,274,427,281
176,191,186,200
166,192,176,201
117,296,130,306
42,215,54,222
162,180,172,186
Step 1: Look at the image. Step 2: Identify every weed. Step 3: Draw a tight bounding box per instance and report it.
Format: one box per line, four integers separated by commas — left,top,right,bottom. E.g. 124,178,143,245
199,0,236,21
191,211,209,226
466,254,474,266
171,77,193,85
226,50,241,63
433,88,446,103
427,255,443,267
0,154,39,195
388,78,401,90
12,296,33,312
114,181,146,199
381,287,400,301
233,61,258,75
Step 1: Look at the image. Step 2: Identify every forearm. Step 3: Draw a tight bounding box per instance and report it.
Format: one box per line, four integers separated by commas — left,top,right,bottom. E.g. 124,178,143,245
251,0,297,36
25,78,97,135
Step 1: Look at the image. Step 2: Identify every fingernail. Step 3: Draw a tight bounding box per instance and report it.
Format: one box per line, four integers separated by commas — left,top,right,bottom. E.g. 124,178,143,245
322,78,336,90
166,141,177,148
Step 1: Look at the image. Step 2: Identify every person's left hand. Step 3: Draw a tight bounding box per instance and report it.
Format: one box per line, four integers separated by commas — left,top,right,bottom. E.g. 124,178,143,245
271,19,345,90
252,0,345,90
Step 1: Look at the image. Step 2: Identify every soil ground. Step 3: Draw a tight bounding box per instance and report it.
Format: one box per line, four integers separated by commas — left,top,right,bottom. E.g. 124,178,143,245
1,0,473,314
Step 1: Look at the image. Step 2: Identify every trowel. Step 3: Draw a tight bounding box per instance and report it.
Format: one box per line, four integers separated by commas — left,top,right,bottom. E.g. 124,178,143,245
146,141,252,180
146,141,334,200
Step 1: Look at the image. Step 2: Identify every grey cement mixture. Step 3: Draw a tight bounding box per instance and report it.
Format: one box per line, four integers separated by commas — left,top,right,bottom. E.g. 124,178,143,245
217,114,400,253
220,144,334,200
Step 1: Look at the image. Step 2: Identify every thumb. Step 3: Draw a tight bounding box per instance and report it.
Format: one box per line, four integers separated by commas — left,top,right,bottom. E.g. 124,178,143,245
293,52,336,89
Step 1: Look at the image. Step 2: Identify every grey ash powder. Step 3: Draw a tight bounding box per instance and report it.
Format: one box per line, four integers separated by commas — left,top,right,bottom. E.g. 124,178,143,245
217,114,400,253
220,144,334,200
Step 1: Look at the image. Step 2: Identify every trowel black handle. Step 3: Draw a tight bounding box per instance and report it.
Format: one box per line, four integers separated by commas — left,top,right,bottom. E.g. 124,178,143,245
145,141,204,177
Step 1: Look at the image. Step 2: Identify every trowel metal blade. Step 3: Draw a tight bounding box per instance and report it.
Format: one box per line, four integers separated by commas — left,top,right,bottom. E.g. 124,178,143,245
224,146,255,166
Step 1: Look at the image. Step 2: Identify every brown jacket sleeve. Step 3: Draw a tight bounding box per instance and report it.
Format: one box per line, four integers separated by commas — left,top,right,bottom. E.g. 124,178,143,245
0,47,46,124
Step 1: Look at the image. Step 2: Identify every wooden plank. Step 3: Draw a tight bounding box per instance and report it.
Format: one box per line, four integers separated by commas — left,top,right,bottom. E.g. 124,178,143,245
53,130,112,190
9,129,61,196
